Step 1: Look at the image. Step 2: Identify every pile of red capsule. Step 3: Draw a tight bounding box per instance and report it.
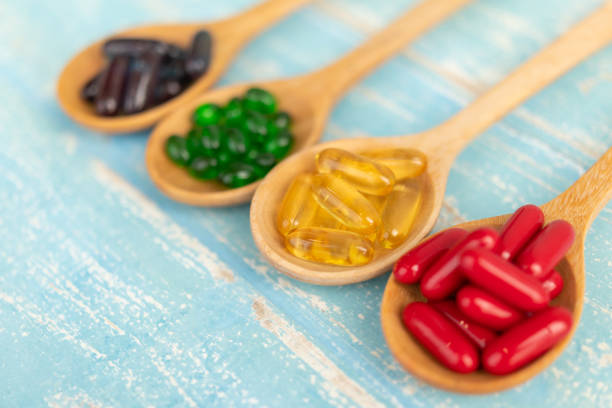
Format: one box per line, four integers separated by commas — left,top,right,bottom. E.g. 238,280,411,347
394,204,575,374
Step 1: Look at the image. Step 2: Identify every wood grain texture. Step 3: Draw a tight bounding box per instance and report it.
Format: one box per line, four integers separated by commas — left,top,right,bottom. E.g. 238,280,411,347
1,0,611,407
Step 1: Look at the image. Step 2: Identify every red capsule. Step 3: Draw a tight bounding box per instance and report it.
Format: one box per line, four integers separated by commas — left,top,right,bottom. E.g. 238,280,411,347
541,270,564,299
420,228,498,300
483,307,572,374
431,300,497,349
515,220,575,280
456,285,523,331
460,249,550,311
393,228,468,284
402,302,479,373
493,205,544,261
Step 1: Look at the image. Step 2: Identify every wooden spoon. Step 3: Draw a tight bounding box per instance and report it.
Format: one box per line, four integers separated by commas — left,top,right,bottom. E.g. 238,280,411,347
381,146,612,393
57,0,312,133
145,0,473,206
250,2,612,285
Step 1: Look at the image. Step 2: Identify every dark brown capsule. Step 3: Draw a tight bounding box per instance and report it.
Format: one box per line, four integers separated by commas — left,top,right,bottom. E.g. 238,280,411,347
154,79,185,104
94,56,130,116
185,30,212,79
81,73,102,102
122,53,163,114
104,38,184,59
159,55,188,82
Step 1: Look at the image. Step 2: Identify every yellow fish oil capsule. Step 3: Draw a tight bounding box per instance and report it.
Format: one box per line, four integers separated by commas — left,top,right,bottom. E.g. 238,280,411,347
277,174,319,236
312,206,378,242
311,173,380,235
362,148,427,180
285,227,374,266
312,206,341,229
363,193,387,213
378,179,423,249
316,148,395,195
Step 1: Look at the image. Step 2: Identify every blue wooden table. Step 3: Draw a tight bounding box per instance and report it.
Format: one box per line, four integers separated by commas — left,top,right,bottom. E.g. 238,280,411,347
1,0,611,406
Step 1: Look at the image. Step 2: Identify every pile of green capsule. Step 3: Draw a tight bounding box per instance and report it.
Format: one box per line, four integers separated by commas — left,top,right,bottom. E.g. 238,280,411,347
165,87,294,188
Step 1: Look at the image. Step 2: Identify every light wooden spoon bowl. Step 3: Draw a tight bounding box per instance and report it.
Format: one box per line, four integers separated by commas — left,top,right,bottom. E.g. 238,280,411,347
381,146,612,393
57,0,312,133
146,78,324,206
250,3,612,285
145,0,473,206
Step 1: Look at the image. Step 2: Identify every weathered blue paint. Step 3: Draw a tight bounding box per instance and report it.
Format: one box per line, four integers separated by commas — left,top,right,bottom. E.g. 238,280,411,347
0,0,610,407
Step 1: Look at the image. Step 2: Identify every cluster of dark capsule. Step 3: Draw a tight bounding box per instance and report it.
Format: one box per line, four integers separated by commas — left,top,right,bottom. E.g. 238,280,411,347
81,31,212,116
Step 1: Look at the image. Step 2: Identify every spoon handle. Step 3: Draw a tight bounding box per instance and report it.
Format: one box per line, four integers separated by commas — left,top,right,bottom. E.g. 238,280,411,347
426,2,612,155
219,0,313,40
543,147,612,230
307,0,472,103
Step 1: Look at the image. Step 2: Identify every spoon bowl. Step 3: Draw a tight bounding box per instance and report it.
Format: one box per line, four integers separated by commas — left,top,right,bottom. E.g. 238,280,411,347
381,140,612,393
144,0,475,205
146,77,327,206
250,3,612,285
57,0,312,133
381,216,579,393
251,133,447,284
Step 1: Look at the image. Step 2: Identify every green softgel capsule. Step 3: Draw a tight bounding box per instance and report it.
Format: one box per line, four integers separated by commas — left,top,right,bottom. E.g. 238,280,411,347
224,97,245,125
201,125,223,152
185,128,207,156
218,163,257,188
242,111,268,143
225,128,251,156
217,150,232,168
246,148,259,162
272,111,291,130
264,130,293,159
187,127,203,138
266,111,292,138
193,103,222,126
165,135,191,166
244,88,277,114
170,86,289,185
252,152,277,178
188,157,219,180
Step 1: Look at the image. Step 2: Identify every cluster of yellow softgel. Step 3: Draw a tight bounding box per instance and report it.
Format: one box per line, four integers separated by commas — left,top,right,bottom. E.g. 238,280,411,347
277,147,427,266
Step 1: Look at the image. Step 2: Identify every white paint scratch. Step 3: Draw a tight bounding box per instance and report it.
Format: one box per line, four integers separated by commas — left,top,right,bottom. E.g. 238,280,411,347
46,390,108,408
149,348,198,408
329,316,362,345
0,292,106,360
252,297,384,408
62,238,167,314
91,160,235,284
515,107,607,159
277,277,331,313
